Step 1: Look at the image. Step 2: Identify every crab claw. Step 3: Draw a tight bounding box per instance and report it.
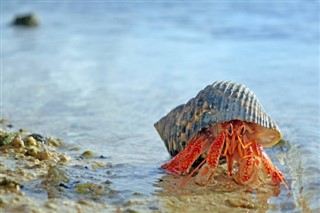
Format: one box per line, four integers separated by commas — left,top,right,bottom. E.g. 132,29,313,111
233,150,260,185
161,134,209,175
235,142,291,194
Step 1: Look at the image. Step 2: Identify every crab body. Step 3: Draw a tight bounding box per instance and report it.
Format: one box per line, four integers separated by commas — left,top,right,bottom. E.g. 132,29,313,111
155,81,289,192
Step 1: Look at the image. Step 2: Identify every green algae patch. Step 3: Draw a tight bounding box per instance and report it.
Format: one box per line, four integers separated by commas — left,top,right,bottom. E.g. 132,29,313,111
46,165,69,184
0,178,21,193
0,131,17,146
76,182,105,195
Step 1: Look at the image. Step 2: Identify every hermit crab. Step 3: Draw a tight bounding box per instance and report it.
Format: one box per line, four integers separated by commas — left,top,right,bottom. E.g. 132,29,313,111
155,81,289,192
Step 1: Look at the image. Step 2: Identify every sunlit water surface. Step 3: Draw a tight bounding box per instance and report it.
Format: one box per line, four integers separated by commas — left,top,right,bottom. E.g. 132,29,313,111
1,1,319,212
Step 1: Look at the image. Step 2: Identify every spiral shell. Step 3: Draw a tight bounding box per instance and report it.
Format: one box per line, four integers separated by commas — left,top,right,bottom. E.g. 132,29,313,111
154,81,281,156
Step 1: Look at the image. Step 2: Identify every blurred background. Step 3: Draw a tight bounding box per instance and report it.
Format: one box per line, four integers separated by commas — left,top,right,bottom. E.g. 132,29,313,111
1,1,319,212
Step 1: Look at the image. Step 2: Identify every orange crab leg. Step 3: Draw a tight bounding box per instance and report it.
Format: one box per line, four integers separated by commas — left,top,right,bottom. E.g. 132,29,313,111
161,134,210,175
179,155,207,188
256,145,290,193
194,132,226,185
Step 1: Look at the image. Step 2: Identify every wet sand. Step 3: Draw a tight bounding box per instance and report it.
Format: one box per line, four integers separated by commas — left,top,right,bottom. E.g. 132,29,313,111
155,165,284,213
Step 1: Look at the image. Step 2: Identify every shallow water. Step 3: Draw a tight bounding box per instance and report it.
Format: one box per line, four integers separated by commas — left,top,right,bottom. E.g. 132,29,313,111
1,1,319,212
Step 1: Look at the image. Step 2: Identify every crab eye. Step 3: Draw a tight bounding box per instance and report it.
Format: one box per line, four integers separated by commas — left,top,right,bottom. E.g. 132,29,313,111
228,124,233,134
240,126,245,135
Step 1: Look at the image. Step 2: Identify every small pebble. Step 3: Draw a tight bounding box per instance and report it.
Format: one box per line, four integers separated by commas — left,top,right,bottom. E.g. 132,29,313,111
28,134,46,144
81,150,94,158
227,198,256,209
91,161,109,169
25,136,37,147
104,180,112,185
11,135,24,148
12,13,39,27
37,150,51,161
44,202,57,209
59,154,70,163
26,146,39,157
